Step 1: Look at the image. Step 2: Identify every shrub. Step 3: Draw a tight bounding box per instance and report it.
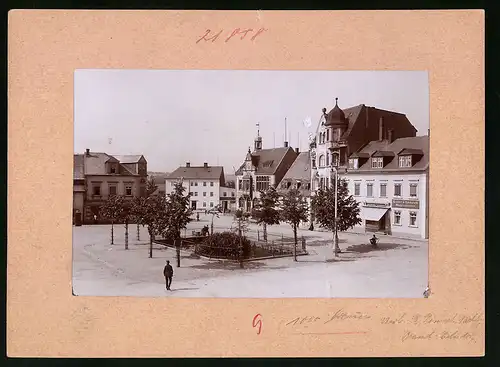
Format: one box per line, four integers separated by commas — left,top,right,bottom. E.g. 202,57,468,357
196,231,251,260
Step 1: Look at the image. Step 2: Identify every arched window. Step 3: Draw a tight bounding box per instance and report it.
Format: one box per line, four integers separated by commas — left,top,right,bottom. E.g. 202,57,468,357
332,153,339,167
326,129,330,142
319,155,325,167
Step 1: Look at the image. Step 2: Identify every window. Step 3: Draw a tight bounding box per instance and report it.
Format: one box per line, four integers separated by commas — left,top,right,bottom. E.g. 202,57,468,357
326,153,330,166
372,157,383,168
190,182,194,186
297,182,302,189
242,179,251,191
238,180,242,190
110,166,116,174
92,185,101,196
231,192,235,197
410,183,418,197
256,176,270,191
109,185,117,196
223,192,227,197
367,183,373,197
332,153,339,167
203,182,207,186
195,182,198,186
306,183,311,190
319,155,325,167
394,183,402,197
193,192,198,196
354,183,360,196
210,182,214,187
394,211,401,225
203,192,207,196
332,129,338,141
210,202,214,208
203,202,207,207
409,212,417,227
125,185,132,196
312,159,316,168
326,129,330,142
319,178,324,189
380,183,387,197
287,181,292,189
349,159,355,169
399,156,412,168
210,192,214,197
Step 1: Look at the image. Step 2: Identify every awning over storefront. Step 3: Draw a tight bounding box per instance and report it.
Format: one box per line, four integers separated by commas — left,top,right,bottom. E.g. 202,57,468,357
361,207,389,221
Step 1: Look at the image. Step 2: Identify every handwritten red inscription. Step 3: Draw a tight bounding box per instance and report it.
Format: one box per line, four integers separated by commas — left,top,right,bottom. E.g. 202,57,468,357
196,28,268,44
252,314,263,335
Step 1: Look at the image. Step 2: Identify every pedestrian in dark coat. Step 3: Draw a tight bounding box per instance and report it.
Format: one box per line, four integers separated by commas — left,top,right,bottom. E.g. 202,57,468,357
163,260,174,290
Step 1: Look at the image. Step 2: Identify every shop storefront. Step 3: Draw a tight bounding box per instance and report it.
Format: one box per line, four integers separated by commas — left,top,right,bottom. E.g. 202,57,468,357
360,201,391,234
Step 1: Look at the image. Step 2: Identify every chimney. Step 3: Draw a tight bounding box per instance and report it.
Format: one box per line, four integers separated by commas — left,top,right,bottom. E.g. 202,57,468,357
186,162,190,168
379,117,384,141
284,141,289,148
204,162,208,168
388,129,394,143
295,148,299,154
85,148,90,156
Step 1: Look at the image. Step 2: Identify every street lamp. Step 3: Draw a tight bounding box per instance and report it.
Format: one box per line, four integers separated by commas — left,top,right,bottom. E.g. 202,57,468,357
330,151,341,256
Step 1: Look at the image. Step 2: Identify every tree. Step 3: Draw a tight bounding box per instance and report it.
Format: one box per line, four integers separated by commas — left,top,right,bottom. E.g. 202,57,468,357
311,177,362,254
130,177,168,258
163,182,193,267
141,194,169,258
131,177,158,241
253,187,281,242
206,204,223,235
120,200,134,250
279,189,309,261
100,195,125,245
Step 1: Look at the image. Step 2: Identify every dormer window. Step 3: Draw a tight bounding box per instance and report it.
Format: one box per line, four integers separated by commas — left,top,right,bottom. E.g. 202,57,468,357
372,157,384,168
399,155,412,168
348,158,358,169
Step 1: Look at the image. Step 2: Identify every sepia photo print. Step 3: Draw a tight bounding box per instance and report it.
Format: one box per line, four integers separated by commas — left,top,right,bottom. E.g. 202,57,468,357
73,70,429,298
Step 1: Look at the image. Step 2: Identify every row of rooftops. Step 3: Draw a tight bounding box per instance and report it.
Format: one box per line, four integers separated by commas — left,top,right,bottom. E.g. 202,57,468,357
73,149,147,180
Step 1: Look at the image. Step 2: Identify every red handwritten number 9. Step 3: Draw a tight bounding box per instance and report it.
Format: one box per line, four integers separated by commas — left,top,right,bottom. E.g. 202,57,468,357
253,314,262,335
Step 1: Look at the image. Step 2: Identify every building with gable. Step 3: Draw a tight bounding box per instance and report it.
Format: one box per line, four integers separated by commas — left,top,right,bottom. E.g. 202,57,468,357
345,135,429,239
73,149,148,224
235,129,299,212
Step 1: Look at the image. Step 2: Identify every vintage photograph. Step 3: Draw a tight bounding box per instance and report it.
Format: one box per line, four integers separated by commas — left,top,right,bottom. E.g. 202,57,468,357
73,70,429,298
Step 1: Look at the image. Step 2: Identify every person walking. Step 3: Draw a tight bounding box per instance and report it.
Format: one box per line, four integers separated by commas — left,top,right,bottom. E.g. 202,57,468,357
163,260,174,290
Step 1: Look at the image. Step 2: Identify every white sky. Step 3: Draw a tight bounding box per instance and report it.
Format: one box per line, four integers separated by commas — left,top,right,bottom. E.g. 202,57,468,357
74,70,429,173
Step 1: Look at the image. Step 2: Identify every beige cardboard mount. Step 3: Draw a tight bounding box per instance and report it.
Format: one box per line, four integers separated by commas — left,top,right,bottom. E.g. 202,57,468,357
7,10,484,357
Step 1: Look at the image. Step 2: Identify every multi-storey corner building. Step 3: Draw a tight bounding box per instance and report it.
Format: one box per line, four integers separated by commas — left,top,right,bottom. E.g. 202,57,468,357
346,135,429,239
309,99,418,192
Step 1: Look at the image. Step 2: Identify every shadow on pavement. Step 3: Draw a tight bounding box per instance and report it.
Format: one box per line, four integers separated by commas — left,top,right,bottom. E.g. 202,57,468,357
306,238,348,247
188,261,288,271
344,242,413,253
